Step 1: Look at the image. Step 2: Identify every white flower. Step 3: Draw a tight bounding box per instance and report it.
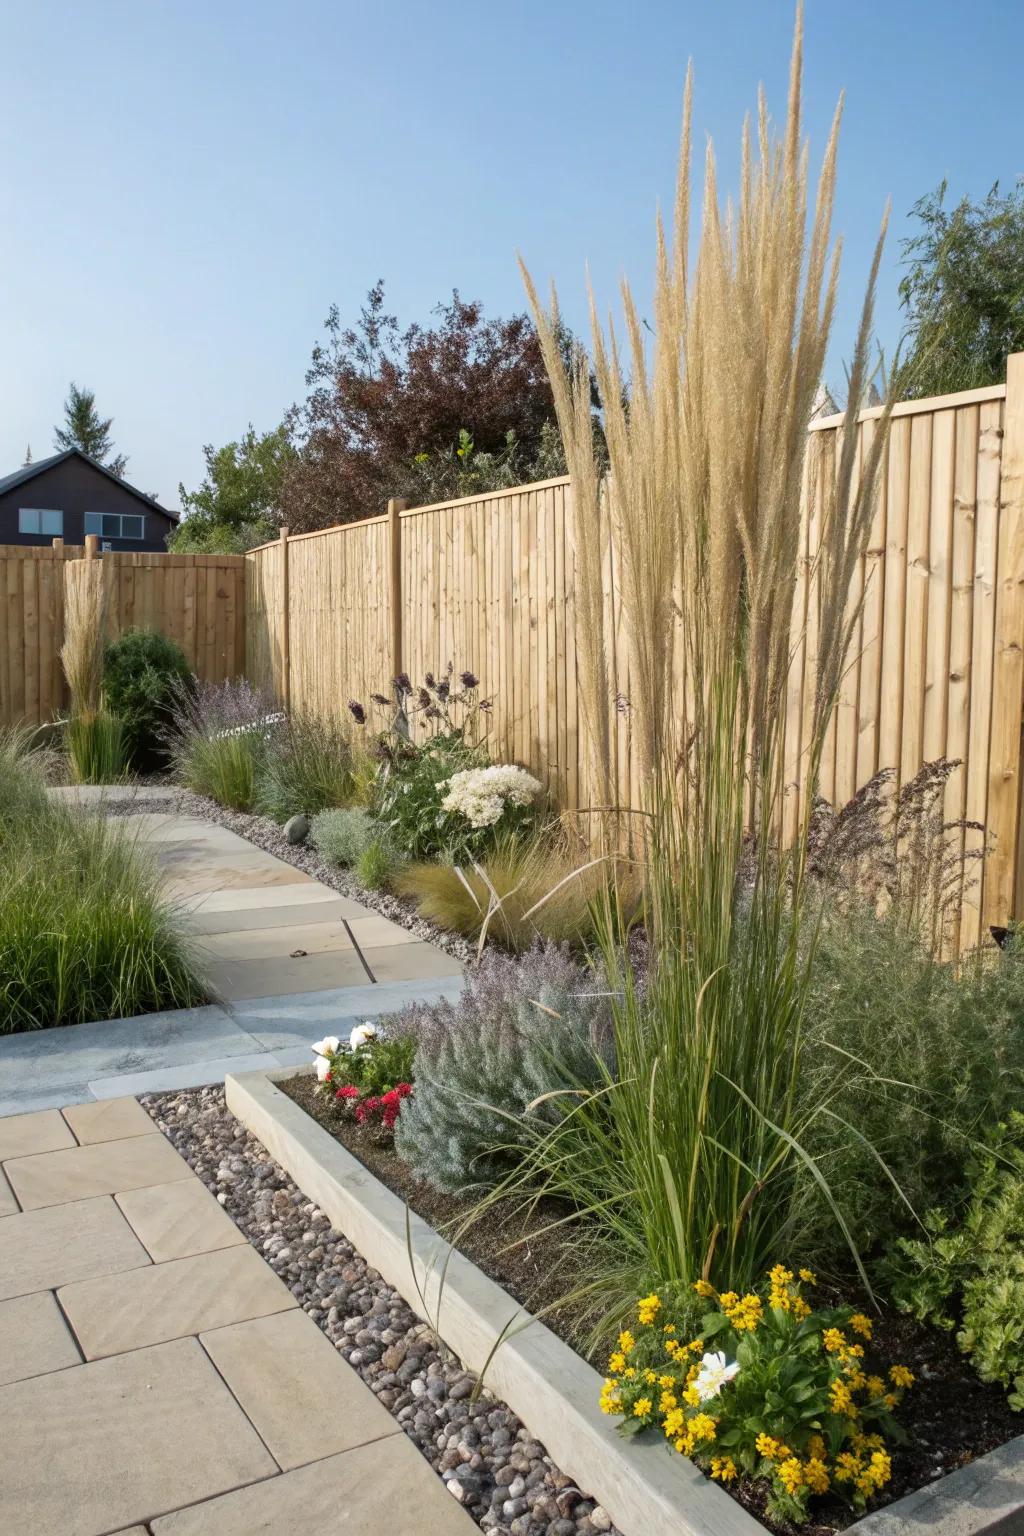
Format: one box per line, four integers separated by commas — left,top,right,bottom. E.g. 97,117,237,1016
314,1054,333,1082
694,1351,740,1401
439,765,542,829
311,1036,340,1058
349,1022,377,1050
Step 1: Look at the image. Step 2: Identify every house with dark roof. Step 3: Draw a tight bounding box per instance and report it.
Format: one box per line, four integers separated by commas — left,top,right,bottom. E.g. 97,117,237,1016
0,449,178,553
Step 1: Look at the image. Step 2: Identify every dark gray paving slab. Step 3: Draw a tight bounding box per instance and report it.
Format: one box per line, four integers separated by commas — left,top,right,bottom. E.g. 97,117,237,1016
89,1053,282,1100
233,977,465,1052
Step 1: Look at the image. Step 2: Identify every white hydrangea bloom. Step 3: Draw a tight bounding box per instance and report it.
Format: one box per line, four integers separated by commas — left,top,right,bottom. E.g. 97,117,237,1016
349,1022,377,1049
440,765,542,829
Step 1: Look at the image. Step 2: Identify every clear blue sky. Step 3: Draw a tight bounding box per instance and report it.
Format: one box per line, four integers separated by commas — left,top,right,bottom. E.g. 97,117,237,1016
2,0,1021,509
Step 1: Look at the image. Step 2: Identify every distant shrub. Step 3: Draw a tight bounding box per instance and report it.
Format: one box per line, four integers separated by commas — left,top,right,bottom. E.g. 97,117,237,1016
393,944,614,1194
165,677,281,810
310,807,373,867
256,713,356,823
102,628,191,771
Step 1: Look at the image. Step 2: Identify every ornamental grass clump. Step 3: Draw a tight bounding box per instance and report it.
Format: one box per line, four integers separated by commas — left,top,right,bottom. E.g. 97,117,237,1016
61,560,127,783
165,677,281,810
604,1269,912,1525
255,711,359,822
509,6,894,1312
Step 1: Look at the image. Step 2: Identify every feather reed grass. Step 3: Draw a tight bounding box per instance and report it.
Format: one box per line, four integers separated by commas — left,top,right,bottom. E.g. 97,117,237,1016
500,6,897,1315
60,560,127,782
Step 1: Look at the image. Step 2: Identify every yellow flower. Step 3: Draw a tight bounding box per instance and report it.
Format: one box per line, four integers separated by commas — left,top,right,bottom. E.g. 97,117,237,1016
623,1367,636,1380
848,1369,868,1392
889,1364,915,1389
662,1407,685,1439
884,1392,898,1410
823,1328,847,1354
804,1456,830,1494
777,1456,805,1495
849,1312,873,1340
807,1434,826,1460
834,1451,863,1485
608,1351,626,1374
770,1264,794,1286
724,1293,764,1332
659,1391,678,1413
756,1433,782,1460
633,1398,653,1417
793,1297,811,1320
599,1383,622,1416
829,1379,855,1415
710,1456,738,1483
718,1291,739,1312
693,1279,715,1298
659,1375,675,1389
686,1338,705,1355
644,1370,657,1384
799,1268,817,1285
618,1330,636,1354
689,1413,718,1443
683,1384,701,1407
868,1449,892,1488
663,1323,677,1336
865,1375,885,1399
637,1293,662,1325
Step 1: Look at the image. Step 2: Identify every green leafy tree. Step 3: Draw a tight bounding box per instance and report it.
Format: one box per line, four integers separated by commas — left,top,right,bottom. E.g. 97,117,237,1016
170,425,295,553
54,382,127,475
896,179,1024,398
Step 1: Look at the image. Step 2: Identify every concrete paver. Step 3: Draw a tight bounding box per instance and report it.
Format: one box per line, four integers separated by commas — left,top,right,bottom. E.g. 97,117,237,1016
0,1106,76,1159
368,940,467,982
197,919,356,960
6,1132,192,1210
0,1291,81,1384
62,1094,158,1144
0,1336,276,1536
200,1308,399,1470
0,1196,150,1300
203,950,375,999
116,1176,246,1262
149,1439,476,1534
59,1241,297,1358
182,893,367,934
0,1165,17,1215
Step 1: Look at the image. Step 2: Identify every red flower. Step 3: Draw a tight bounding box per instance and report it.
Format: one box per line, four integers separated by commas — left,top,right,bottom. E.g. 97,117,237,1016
335,1085,359,1100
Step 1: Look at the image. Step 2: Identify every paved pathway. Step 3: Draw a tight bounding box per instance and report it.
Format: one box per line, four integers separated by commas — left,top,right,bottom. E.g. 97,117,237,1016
0,793,463,1115
0,1098,474,1535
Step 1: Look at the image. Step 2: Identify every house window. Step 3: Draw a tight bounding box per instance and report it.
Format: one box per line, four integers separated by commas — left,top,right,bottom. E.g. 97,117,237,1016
18,508,63,536
84,511,146,540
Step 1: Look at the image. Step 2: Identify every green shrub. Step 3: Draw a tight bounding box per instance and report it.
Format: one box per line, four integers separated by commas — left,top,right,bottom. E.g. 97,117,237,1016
394,831,636,952
102,629,191,771
0,750,204,1033
886,1115,1024,1408
372,733,484,861
354,838,399,891
796,906,1024,1257
310,807,373,867
67,711,127,785
393,944,614,1193
256,713,356,822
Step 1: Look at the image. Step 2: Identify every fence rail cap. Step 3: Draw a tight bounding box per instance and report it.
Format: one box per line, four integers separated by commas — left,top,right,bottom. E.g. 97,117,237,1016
809,380,1007,432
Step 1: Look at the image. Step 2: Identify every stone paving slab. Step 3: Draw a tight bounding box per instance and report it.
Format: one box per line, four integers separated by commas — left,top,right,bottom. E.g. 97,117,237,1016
232,976,465,1050
166,861,312,896
368,940,467,982
347,911,423,947
150,1438,477,1535
89,1050,282,1100
177,880,350,914
59,1241,297,1358
0,1195,151,1301
62,1094,158,1144
0,1291,81,1384
200,1308,400,1470
0,1165,17,1215
0,1106,76,1159
0,1336,277,1536
181,892,368,933
203,949,375,999
197,919,357,960
116,1176,247,1262
6,1130,192,1210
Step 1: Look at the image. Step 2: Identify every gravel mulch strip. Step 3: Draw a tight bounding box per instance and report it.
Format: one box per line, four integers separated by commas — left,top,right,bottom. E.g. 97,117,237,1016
110,786,474,966
143,1085,620,1536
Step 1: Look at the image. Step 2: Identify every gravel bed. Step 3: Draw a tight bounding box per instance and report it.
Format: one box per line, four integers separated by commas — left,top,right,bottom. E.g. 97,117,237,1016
111,786,475,965
143,1085,622,1536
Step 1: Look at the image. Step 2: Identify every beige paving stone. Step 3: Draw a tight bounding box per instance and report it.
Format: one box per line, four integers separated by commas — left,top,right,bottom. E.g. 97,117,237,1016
0,1336,276,1536
116,1177,246,1262
367,940,465,982
0,1291,80,1384
0,1195,150,1301
177,880,337,914
200,1308,398,1470
166,860,312,896
201,950,372,1000
0,1165,17,1216
182,893,366,935
60,1241,296,1358
62,1095,158,1145
346,912,422,948
197,920,355,961
6,1131,192,1210
0,1107,76,1161
150,1438,476,1534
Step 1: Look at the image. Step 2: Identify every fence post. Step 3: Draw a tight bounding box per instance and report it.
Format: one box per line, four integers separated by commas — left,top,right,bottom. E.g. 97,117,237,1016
388,498,407,681
279,526,291,712
84,534,99,561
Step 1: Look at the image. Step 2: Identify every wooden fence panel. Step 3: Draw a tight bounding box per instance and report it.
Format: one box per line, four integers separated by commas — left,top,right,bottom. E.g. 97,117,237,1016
0,545,245,729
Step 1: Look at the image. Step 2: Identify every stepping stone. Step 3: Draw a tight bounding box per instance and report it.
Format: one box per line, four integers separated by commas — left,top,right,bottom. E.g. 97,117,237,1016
62,1096,157,1145
59,1242,296,1359
0,1292,80,1384
0,1167,17,1216
201,950,373,1000
182,893,365,935
196,921,356,961
116,1177,246,1263
0,1108,76,1160
364,941,464,982
0,1336,275,1536
6,1132,192,1210
199,1308,398,1470
345,912,422,948
178,881,345,915
150,1438,477,1533
0,1195,150,1301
